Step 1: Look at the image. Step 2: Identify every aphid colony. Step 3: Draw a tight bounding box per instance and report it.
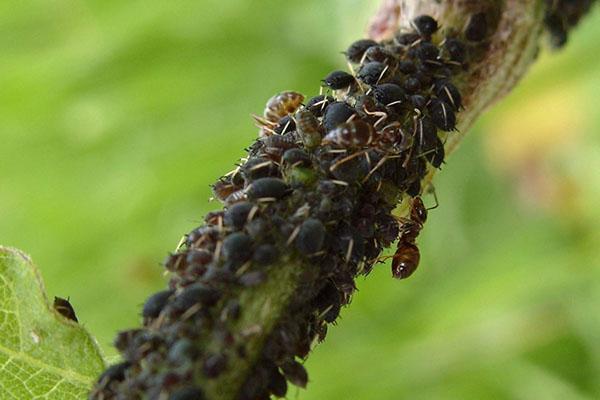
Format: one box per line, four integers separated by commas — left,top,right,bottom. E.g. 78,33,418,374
91,13,482,400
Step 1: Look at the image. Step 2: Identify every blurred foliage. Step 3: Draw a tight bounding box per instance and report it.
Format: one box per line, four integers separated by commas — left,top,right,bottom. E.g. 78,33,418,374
0,1,598,399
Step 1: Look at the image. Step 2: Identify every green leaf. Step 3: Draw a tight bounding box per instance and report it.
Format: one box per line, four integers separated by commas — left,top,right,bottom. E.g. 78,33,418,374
0,246,105,399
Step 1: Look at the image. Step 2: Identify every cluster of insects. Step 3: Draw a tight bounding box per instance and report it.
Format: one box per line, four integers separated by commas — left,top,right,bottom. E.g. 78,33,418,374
544,0,595,47
91,12,491,400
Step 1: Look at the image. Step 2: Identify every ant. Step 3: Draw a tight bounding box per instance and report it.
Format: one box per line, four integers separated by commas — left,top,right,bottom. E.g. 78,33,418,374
381,193,437,279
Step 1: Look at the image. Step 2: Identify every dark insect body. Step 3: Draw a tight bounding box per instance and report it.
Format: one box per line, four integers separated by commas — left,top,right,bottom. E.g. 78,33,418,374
345,39,377,63
53,296,78,322
412,15,439,37
142,290,174,319
465,12,488,42
263,91,305,124
389,197,428,279
295,109,322,149
322,120,375,148
322,70,355,90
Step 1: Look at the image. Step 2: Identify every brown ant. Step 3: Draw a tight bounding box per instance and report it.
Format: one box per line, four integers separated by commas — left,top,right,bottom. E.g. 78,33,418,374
380,195,436,279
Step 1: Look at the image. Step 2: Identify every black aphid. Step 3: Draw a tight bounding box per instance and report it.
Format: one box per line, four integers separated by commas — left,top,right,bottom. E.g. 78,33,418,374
98,361,130,383
373,83,405,106
142,289,174,319
281,360,308,388
412,15,439,37
416,42,440,63
172,283,221,311
322,101,356,132
53,296,78,322
435,80,462,110
167,339,198,364
246,177,290,200
242,157,280,181
305,95,334,117
428,99,456,131
443,38,467,63
403,76,421,93
357,61,386,85
267,366,288,398
222,232,253,263
345,39,377,63
465,12,488,42
395,32,420,46
282,148,311,168
398,60,417,74
322,70,355,90
273,115,296,135
295,218,326,254
224,202,254,230
364,45,392,63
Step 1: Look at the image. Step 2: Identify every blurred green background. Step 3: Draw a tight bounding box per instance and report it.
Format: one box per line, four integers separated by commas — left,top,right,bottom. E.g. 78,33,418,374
1,1,599,399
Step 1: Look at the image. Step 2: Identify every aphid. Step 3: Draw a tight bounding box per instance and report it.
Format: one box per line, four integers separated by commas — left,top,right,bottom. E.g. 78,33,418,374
203,353,228,378
253,244,279,265
239,270,266,287
241,157,280,181
465,12,488,42
345,39,378,63
373,83,405,107
398,60,417,74
295,218,326,254
281,360,308,388
267,366,288,398
322,101,356,132
363,45,392,63
295,109,322,149
53,296,78,322
395,32,421,46
416,116,445,168
544,13,567,48
412,15,439,37
222,232,253,263
113,328,142,353
410,94,428,110
322,120,375,148
260,134,297,151
224,202,255,230
443,38,467,63
403,76,421,93
357,61,387,85
98,361,130,384
376,215,400,247
313,281,341,323
273,115,296,135
416,41,440,63
172,283,222,311
211,179,239,202
246,177,290,200
435,80,462,110
322,70,355,90
428,99,456,131
142,289,174,319
282,148,311,168
169,385,206,400
263,91,305,123
329,153,370,183
305,95,334,117
224,189,246,205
